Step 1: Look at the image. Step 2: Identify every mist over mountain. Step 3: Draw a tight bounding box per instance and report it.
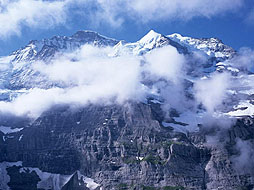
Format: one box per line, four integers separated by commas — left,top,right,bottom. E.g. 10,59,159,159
0,30,254,190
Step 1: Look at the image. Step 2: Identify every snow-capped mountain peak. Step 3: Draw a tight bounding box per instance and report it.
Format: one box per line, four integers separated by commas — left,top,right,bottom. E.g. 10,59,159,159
167,33,236,59
138,29,162,45
0,31,120,90
113,30,188,56
10,30,119,64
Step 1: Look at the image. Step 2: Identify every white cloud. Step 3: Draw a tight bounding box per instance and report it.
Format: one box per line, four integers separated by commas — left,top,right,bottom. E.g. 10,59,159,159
231,138,254,174
92,0,124,28
124,0,244,22
229,47,254,73
91,0,244,26
144,45,185,83
194,73,231,113
0,41,251,121
34,45,146,104
0,0,68,38
0,87,64,118
0,44,187,118
0,0,246,38
143,46,188,113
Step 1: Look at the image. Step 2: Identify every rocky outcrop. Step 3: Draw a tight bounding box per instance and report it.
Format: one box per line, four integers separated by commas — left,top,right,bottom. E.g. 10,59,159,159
0,103,253,189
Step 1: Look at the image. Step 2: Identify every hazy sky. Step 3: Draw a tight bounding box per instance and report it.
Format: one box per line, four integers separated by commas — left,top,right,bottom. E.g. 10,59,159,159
0,0,253,56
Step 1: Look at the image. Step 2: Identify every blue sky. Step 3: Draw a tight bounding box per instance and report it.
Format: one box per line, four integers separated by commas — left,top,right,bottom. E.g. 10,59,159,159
0,0,254,56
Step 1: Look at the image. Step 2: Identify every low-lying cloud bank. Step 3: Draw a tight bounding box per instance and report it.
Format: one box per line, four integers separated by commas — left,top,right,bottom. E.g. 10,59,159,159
0,42,253,124
0,45,187,118
1,42,253,121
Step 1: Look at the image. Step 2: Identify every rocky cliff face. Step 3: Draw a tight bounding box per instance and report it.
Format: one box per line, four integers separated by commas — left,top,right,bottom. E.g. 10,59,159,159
0,102,254,190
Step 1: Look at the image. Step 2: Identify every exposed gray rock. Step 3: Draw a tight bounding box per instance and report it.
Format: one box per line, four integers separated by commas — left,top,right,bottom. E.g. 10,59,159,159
0,103,253,189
